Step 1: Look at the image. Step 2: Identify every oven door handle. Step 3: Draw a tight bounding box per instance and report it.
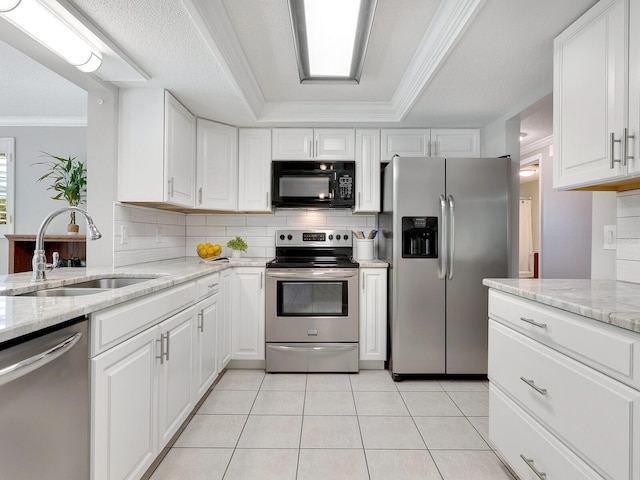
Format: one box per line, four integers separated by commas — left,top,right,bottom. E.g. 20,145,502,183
266,271,358,279
267,344,356,352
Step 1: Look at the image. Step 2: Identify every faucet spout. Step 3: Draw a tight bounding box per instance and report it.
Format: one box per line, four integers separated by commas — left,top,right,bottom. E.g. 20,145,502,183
32,207,102,282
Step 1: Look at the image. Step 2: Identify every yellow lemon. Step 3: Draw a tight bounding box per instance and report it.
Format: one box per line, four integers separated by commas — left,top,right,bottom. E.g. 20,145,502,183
212,244,222,255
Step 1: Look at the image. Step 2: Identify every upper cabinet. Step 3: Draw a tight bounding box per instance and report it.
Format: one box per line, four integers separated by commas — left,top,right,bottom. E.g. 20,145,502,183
196,119,238,210
354,129,381,213
272,128,355,160
554,0,640,190
118,89,196,208
238,129,272,212
380,129,480,160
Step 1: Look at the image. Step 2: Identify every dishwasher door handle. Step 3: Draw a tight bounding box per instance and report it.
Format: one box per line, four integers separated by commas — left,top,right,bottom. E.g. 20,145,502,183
0,332,83,387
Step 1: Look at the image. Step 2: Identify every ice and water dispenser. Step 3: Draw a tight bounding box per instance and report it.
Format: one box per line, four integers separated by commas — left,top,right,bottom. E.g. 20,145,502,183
402,217,438,258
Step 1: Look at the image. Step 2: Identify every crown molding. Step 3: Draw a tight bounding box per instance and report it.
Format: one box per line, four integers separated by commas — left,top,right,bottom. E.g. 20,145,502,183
184,0,485,123
0,117,87,127
521,134,553,156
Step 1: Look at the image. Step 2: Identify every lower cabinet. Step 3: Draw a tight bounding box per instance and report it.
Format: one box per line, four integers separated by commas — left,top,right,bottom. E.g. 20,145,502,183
218,268,233,371
193,288,219,401
231,267,265,361
359,267,387,362
92,306,196,480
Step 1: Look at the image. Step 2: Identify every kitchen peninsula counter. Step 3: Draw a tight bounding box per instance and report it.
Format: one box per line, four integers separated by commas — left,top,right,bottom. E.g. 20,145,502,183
483,278,640,334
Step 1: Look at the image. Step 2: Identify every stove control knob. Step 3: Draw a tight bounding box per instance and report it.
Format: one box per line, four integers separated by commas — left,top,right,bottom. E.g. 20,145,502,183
328,234,334,240
287,234,293,241
279,234,285,240
336,235,341,240
344,234,349,240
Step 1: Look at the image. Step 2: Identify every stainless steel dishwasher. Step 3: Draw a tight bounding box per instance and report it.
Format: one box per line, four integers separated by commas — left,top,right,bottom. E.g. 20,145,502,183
0,317,89,480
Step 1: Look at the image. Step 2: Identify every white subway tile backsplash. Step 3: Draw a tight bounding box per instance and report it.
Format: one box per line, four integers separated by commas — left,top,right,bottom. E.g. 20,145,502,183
186,215,206,226
206,215,246,226
617,190,640,283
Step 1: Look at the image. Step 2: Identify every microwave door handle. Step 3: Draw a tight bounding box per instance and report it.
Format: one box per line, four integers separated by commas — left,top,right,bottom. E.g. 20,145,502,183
439,195,447,279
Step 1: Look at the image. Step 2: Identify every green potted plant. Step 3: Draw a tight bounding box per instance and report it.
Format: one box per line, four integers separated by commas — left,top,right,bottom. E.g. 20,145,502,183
226,236,248,258
34,153,87,234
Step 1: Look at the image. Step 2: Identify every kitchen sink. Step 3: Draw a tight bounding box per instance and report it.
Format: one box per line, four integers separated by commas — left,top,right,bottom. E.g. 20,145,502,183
20,288,111,297
64,276,158,289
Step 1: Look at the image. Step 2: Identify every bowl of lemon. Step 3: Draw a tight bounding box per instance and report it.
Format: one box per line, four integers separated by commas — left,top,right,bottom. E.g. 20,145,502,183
196,242,223,260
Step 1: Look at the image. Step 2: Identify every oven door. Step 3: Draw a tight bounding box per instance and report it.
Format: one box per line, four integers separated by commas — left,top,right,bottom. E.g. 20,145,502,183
265,268,359,342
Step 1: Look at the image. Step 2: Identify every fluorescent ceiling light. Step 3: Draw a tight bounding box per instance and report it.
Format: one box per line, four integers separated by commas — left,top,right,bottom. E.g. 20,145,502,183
289,0,377,83
0,0,102,73
519,168,537,177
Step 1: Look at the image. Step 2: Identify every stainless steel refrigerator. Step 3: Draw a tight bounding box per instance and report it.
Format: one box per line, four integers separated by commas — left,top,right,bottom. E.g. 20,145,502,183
379,156,511,378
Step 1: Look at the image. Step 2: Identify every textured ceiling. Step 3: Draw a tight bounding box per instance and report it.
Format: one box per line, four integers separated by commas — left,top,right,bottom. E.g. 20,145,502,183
0,0,599,132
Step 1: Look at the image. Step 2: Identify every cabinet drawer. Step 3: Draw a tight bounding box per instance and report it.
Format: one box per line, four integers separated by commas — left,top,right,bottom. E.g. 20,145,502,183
490,386,604,480
489,320,640,480
91,282,197,356
489,290,638,385
197,272,220,300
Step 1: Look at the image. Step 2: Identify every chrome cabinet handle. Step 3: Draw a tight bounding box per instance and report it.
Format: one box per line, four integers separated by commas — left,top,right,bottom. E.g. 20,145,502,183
439,194,447,279
358,192,361,209
447,195,455,280
260,272,263,290
0,332,82,387
198,187,203,205
624,127,635,166
610,132,622,169
156,336,165,364
198,311,204,332
520,454,547,479
157,333,170,363
362,272,365,290
165,331,170,362
309,140,313,158
519,317,547,329
315,140,319,158
520,376,547,396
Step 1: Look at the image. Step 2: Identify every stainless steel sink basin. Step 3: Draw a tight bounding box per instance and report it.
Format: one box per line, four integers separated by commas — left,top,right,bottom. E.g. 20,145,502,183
20,288,111,297
65,277,157,289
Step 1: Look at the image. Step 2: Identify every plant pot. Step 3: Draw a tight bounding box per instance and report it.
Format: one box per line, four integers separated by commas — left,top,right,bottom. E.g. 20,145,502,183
231,249,242,258
67,223,79,235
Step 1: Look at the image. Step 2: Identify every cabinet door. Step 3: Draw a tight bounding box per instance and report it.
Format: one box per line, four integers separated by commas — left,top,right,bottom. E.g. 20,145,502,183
354,129,381,213
196,118,238,210
315,129,355,160
553,0,628,189
157,307,195,449
194,292,219,399
165,91,196,207
430,129,480,157
218,269,233,371
92,328,158,480
380,129,430,160
231,267,265,360
238,129,272,212
272,128,313,160
359,268,387,361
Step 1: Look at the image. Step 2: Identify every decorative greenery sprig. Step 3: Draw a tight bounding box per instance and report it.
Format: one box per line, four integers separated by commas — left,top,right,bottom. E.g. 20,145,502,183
34,152,86,224
226,236,248,252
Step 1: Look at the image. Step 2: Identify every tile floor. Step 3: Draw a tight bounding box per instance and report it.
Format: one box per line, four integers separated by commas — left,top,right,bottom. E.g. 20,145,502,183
149,369,517,480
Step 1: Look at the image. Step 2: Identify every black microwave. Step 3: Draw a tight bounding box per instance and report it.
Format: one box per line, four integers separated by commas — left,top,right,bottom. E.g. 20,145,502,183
271,161,355,208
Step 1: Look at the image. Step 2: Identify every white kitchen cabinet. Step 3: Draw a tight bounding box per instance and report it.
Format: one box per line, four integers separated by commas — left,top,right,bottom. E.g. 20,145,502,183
157,307,195,448
218,268,233,372
554,0,633,189
118,89,196,208
196,118,238,210
354,129,381,213
359,267,387,362
381,129,480,160
488,288,640,480
272,128,355,160
193,275,220,400
231,267,265,360
238,128,272,212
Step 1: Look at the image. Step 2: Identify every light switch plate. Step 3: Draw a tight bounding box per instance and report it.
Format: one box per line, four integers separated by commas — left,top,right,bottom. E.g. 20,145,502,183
603,225,616,250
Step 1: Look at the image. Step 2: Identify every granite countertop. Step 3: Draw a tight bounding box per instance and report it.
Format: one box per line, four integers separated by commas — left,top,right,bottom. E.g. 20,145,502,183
0,257,270,345
356,259,389,268
483,278,640,334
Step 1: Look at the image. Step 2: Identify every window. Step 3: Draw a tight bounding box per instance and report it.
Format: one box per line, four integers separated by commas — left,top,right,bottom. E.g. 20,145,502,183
0,139,15,235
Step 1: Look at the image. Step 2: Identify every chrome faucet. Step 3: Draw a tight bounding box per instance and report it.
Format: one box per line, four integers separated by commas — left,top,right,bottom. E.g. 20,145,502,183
32,207,102,282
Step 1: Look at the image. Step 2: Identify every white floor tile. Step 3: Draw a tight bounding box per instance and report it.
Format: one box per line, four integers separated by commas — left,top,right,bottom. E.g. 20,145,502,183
251,390,305,415
261,373,308,391
358,416,426,449
430,450,516,480
214,370,265,391
196,390,257,415
297,449,369,480
353,391,410,416
365,450,443,480
224,449,298,480
237,415,302,448
448,391,490,416
305,373,352,391
173,414,246,447
467,417,494,449
304,391,356,415
439,380,490,392
349,370,398,392
149,448,233,480
401,391,463,416
414,416,490,450
395,379,444,392
300,415,362,448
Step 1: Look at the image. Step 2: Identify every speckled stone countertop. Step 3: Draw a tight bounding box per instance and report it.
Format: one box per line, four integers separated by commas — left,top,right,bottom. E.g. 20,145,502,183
0,257,270,345
356,259,389,268
483,278,640,334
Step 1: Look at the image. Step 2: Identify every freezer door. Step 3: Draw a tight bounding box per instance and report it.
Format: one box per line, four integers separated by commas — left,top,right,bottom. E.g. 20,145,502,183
390,156,446,375
445,157,510,374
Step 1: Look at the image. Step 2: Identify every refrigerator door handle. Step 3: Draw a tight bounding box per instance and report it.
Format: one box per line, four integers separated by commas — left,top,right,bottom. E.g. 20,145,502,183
439,194,447,279
447,195,455,280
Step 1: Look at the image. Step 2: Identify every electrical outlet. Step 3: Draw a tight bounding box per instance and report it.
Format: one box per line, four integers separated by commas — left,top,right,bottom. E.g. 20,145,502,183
603,225,616,250
120,225,129,245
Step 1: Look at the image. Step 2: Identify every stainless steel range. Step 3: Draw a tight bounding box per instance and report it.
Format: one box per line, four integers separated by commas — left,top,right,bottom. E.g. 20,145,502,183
265,229,359,373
